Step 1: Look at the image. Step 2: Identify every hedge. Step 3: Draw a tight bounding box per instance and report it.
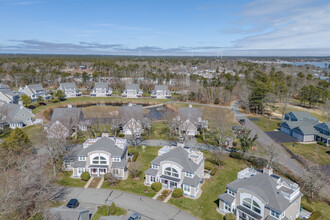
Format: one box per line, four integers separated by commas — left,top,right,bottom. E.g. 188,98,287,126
317,141,326,147
210,168,217,176
302,203,314,213
151,182,162,192
172,188,183,198
223,213,236,220
81,172,90,181
308,211,322,220
204,162,213,171
229,152,243,160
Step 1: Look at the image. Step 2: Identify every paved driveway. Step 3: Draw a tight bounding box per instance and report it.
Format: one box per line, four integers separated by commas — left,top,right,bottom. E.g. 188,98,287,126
265,131,298,143
59,187,198,220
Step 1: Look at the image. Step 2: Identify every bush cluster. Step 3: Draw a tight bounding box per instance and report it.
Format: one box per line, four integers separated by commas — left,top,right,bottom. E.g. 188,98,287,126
81,172,90,181
308,211,322,220
210,168,217,176
172,188,183,198
301,204,313,213
151,182,162,192
109,202,116,215
204,162,213,171
223,213,235,220
317,141,326,147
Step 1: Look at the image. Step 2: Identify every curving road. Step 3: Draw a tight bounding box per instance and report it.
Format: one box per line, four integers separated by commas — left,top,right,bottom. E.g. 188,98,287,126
59,187,198,220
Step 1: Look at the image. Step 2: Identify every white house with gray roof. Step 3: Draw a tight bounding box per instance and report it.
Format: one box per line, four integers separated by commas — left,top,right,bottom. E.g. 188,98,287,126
20,84,51,101
145,145,204,198
90,82,112,97
0,89,20,104
151,85,171,99
118,104,149,135
218,167,302,220
173,105,208,136
71,134,128,178
0,102,35,129
122,84,142,98
59,83,81,97
280,111,329,146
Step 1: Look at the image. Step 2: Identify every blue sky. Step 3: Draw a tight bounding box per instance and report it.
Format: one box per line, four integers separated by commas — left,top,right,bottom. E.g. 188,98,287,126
0,0,330,56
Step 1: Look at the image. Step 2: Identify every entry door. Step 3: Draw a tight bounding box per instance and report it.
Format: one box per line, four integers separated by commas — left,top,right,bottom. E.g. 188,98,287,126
170,181,177,189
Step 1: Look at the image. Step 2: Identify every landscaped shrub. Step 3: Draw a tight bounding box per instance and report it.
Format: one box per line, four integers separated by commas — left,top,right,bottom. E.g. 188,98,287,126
51,98,60,103
151,182,162,192
81,172,90,181
308,211,322,220
301,203,314,213
223,213,235,220
317,141,326,147
229,151,243,160
204,162,213,171
210,168,217,176
118,134,125,137
109,202,117,215
247,156,267,168
232,141,237,147
132,152,139,162
172,188,184,198
104,173,120,186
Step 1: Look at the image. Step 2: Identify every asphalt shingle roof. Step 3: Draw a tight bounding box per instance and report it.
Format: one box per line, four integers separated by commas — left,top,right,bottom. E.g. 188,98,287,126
178,107,202,124
60,83,77,89
78,137,126,157
94,82,109,90
150,147,202,173
218,193,235,204
51,108,84,125
154,85,168,90
125,84,140,90
119,105,143,122
182,175,201,187
27,84,44,92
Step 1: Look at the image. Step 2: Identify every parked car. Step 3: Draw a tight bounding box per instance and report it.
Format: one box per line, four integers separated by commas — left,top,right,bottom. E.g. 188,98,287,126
66,199,79,209
238,119,245,125
128,212,141,220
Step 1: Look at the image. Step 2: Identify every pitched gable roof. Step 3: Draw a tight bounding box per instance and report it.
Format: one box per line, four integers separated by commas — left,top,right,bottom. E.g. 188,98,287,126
125,84,140,90
94,82,109,90
78,137,126,157
286,111,318,122
60,83,77,90
178,107,202,123
119,105,144,122
0,103,34,123
151,147,202,173
51,108,83,126
154,85,168,91
27,84,44,92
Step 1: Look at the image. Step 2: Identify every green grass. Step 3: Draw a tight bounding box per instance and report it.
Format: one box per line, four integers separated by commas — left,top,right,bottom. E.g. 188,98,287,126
301,197,330,220
92,205,127,220
247,116,280,131
22,125,45,146
142,121,172,140
102,146,160,198
169,156,248,220
32,96,169,114
55,171,86,187
283,142,330,165
0,128,12,139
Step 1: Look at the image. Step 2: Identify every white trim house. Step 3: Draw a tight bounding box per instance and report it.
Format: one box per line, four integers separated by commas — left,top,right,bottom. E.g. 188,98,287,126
151,85,171,99
20,84,51,102
122,84,143,98
90,82,112,97
145,145,204,198
59,83,81,97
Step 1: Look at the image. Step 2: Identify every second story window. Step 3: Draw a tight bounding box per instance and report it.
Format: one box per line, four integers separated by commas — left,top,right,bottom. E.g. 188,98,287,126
113,157,121,162
185,172,193,178
227,189,235,196
242,198,261,214
164,167,179,178
270,210,280,219
92,156,107,165
152,164,159,169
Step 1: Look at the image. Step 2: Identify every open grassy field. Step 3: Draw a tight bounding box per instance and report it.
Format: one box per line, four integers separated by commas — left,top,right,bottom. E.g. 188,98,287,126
247,115,281,131
283,142,330,165
301,197,330,220
32,96,168,114
102,146,160,198
142,121,172,140
169,155,248,220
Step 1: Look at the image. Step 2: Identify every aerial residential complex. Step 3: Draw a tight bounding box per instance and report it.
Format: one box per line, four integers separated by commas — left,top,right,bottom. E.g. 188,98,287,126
20,84,51,101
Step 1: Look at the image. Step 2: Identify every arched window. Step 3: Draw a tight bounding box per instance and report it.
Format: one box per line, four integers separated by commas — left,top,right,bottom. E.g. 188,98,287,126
92,156,107,165
164,167,179,178
243,198,261,214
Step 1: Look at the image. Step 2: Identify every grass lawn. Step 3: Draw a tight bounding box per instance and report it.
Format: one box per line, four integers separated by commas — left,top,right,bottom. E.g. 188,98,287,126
102,146,160,198
283,142,330,165
247,115,280,131
22,125,45,146
54,171,87,188
169,156,248,220
32,96,169,114
92,205,127,220
142,121,172,140
301,197,330,219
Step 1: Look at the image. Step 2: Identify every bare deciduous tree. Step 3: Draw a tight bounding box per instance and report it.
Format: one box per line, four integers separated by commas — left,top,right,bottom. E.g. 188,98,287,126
265,144,280,167
302,166,328,199
128,162,142,178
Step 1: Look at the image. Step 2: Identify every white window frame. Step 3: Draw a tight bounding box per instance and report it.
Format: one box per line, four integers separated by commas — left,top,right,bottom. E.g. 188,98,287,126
113,157,121,162
185,172,193,178
270,210,280,219
183,184,190,193
224,203,231,212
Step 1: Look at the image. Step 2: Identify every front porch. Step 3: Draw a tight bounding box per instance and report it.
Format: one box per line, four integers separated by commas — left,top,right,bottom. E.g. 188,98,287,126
160,175,181,190
236,205,262,220
89,165,108,177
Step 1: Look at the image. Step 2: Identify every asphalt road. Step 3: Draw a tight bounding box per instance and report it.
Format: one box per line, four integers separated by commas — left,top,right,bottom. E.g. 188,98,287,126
59,187,198,220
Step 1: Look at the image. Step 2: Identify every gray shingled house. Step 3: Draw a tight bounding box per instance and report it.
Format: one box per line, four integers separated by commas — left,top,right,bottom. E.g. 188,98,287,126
218,167,302,220
44,107,88,138
0,102,35,129
20,84,51,101
118,104,149,135
151,85,171,99
59,83,81,97
173,105,208,136
280,111,329,146
90,82,112,97
145,145,204,198
0,89,20,104
122,84,143,98
70,134,128,178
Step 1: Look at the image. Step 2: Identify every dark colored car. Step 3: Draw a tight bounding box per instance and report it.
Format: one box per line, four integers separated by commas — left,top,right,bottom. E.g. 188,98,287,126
238,119,246,125
128,212,141,220
66,199,79,209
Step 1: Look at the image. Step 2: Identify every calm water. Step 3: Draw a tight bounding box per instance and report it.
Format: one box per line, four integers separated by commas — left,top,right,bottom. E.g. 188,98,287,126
288,62,330,69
